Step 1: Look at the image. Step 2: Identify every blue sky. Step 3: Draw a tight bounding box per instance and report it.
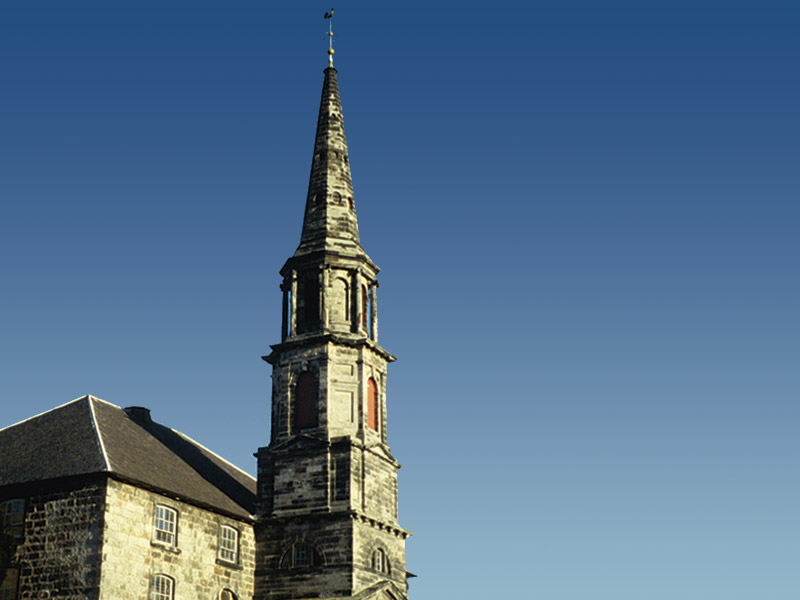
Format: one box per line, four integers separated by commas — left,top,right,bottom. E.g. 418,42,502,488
1,2,799,598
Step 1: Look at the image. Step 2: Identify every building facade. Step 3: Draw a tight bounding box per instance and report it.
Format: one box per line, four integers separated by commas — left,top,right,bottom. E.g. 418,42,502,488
0,60,411,600
0,396,257,600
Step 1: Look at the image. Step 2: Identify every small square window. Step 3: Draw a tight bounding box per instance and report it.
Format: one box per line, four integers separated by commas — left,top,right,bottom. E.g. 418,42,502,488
154,505,177,546
218,525,239,563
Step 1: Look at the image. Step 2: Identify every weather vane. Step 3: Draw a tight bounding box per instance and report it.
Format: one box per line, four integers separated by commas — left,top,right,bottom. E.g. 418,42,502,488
324,8,334,67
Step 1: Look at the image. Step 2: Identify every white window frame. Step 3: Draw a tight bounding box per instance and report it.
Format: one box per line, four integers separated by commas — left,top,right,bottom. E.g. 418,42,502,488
218,525,239,563
373,548,389,574
151,574,174,600
153,505,177,546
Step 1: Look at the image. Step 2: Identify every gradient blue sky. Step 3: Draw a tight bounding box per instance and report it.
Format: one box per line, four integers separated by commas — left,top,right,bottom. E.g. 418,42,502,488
1,2,799,599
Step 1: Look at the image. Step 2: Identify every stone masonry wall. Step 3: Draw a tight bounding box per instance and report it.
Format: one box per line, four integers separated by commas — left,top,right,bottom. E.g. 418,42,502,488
15,480,106,600
352,519,407,594
254,514,353,600
328,344,359,437
356,448,398,525
99,478,255,600
270,444,329,513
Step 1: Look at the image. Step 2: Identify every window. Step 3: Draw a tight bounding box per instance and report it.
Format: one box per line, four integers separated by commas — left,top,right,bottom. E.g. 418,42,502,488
219,590,237,600
1,499,24,539
294,543,308,567
286,288,293,336
332,456,348,501
367,290,374,339
367,378,378,432
372,548,389,573
151,574,174,600
296,275,320,334
295,372,318,430
280,541,323,569
361,286,368,328
154,505,177,546
0,568,19,600
218,525,239,563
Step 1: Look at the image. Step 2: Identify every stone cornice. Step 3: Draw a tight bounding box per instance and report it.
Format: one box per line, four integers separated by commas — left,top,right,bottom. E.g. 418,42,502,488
257,508,411,539
264,334,395,364
350,511,412,539
281,248,379,277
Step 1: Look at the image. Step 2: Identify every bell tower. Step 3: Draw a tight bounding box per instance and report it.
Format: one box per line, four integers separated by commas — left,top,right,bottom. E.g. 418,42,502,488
253,57,411,600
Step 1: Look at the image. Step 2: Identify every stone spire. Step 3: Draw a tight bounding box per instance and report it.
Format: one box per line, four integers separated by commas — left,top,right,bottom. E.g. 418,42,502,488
296,66,362,257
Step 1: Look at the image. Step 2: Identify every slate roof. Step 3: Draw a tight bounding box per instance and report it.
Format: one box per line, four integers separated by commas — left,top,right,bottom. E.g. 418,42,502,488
0,395,256,519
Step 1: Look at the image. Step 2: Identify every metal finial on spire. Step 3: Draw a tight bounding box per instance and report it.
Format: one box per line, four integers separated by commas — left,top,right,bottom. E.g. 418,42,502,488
324,9,335,67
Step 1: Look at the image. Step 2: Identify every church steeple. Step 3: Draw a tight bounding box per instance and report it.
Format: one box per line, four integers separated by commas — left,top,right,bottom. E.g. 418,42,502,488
296,66,362,257
254,53,411,600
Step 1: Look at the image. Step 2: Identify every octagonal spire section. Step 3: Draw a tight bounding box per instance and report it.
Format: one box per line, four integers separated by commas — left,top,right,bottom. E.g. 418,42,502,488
296,67,362,257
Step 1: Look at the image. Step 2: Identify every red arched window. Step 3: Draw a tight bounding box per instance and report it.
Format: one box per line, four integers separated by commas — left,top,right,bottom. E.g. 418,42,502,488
295,372,317,430
367,378,378,432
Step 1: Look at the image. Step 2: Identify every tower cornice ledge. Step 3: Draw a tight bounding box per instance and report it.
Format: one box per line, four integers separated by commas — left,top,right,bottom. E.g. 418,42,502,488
350,511,413,539
259,436,400,467
257,509,412,539
281,248,380,277
264,335,396,364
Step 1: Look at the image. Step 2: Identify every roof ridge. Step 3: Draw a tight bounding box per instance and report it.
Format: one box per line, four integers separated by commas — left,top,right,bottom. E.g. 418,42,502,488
0,394,93,433
87,394,121,409
87,396,111,471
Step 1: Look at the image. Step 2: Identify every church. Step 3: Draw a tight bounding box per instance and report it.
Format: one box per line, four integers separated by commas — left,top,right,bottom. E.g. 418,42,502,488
0,47,412,600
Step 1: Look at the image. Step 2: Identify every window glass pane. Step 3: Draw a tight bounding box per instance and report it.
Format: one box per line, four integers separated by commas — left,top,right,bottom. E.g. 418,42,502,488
2,500,24,539
219,526,238,563
373,548,389,573
151,575,173,600
293,543,308,567
154,506,177,545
